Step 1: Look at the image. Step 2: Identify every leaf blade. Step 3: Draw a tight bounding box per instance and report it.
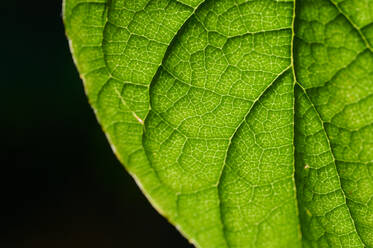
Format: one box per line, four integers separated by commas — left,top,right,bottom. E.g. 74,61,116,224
64,0,373,247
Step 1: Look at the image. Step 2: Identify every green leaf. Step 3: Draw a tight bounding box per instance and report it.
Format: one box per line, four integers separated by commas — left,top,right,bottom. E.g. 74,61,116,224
63,0,373,247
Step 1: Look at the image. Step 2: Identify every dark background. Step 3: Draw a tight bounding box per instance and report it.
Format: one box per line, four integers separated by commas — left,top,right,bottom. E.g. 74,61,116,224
5,1,192,247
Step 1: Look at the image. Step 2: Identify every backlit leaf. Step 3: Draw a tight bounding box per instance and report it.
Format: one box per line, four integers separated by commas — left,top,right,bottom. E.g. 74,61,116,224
63,0,373,247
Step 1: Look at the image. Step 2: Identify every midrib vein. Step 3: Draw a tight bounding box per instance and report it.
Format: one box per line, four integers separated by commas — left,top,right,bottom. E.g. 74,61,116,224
290,0,303,245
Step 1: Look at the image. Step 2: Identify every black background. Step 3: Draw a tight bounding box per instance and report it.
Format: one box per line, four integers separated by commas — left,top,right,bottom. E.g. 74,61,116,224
5,1,192,247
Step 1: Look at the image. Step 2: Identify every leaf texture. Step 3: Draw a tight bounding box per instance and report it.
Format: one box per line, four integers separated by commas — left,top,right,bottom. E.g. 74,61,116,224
63,0,373,247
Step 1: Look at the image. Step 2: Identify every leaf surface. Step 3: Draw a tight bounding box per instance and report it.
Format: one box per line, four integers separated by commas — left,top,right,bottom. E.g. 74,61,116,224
63,0,373,247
